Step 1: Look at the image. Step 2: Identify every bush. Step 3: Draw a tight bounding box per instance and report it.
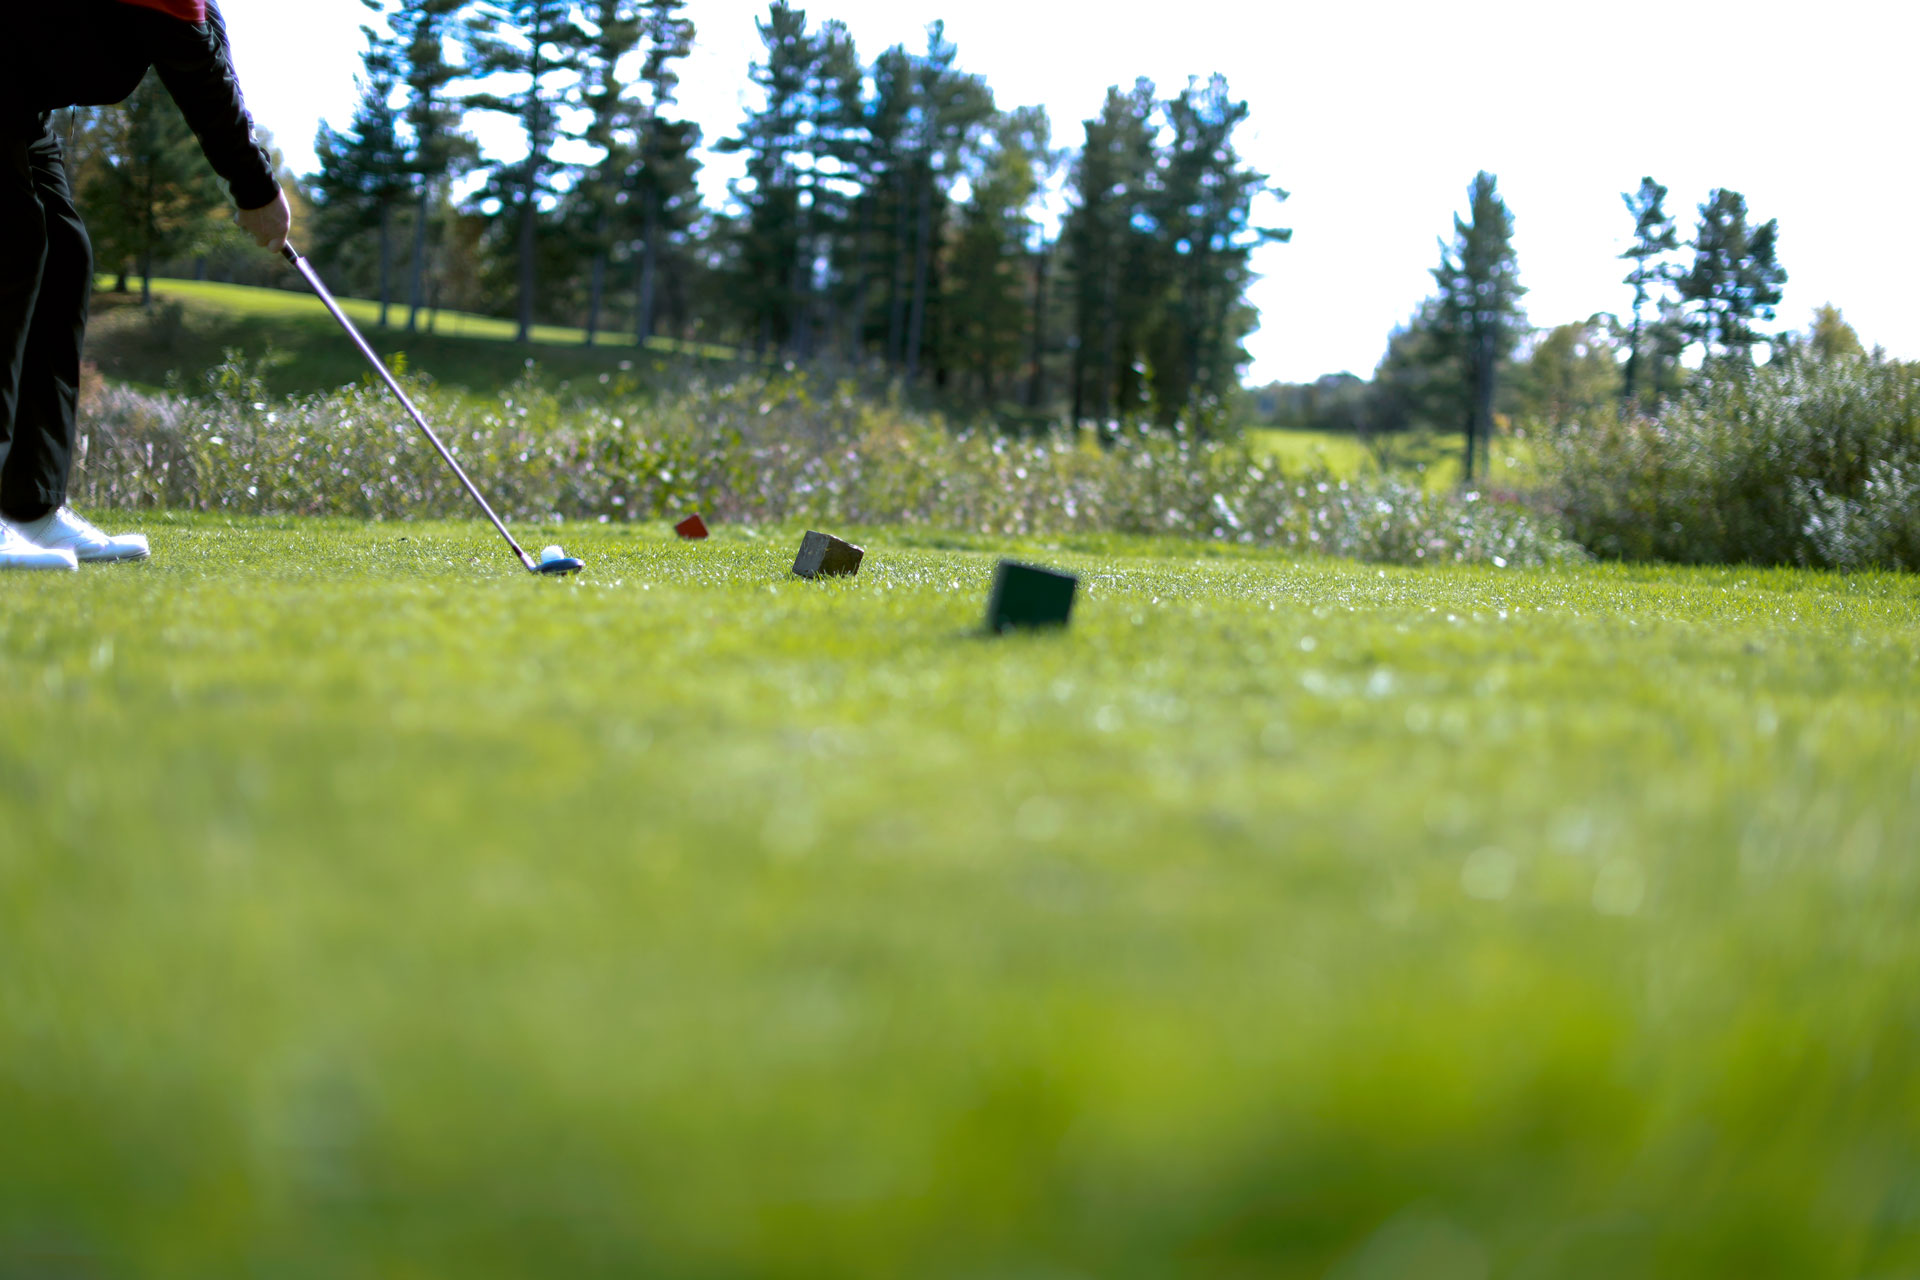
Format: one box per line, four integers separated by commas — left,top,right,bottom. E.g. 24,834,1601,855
1544,352,1920,569
72,359,1580,568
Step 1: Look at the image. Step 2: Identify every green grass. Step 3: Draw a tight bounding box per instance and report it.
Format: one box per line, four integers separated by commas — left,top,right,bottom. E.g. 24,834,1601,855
5,516,1920,1277
87,277,735,398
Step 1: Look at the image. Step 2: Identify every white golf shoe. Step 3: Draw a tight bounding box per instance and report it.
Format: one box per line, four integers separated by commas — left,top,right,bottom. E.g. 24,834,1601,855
0,521,78,571
4,506,150,564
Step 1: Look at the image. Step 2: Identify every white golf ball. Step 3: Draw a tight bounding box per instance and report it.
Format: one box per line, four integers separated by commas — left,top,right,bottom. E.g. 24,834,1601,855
539,545,565,564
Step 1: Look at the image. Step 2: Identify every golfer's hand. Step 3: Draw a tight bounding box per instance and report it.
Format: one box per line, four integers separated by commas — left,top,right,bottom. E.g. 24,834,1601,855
236,190,292,252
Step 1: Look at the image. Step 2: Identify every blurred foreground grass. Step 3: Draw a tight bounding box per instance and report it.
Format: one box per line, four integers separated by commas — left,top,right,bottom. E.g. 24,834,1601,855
3,516,1919,1277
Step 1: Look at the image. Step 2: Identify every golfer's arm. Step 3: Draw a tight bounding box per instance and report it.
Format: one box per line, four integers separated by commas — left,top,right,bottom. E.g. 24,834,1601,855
147,0,280,211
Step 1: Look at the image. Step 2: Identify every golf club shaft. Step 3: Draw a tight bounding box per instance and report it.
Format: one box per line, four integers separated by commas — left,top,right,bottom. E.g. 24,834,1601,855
280,244,534,570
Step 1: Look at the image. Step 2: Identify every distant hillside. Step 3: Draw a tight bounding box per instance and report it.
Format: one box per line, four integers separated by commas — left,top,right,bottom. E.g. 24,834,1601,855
85,278,731,398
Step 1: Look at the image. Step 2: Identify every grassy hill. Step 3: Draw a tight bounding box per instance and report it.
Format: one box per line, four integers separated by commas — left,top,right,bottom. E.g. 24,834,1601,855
86,276,733,399
88,279,1533,493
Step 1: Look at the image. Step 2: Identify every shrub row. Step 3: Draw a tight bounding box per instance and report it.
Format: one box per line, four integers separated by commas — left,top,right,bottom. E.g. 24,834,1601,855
71,362,1577,568
1543,353,1920,570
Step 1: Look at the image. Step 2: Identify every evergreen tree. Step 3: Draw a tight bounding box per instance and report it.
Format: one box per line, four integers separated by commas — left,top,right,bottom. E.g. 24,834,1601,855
1142,75,1286,430
721,5,869,358
900,23,992,381
858,44,917,368
719,3,819,353
631,0,700,345
1432,171,1525,483
464,0,589,341
1063,81,1156,427
380,0,469,334
944,105,1052,400
574,0,645,345
1677,188,1785,362
1620,175,1679,409
1062,76,1285,432
312,17,410,326
793,20,863,361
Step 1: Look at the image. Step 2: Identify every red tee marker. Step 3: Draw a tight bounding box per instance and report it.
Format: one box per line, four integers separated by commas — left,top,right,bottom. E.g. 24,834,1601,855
118,0,209,20
674,514,709,540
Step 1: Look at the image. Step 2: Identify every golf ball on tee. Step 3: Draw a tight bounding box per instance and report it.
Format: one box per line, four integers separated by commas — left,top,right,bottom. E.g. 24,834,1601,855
539,545,565,564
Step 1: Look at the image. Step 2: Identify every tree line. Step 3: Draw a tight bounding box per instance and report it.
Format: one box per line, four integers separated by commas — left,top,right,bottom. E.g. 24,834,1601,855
63,0,1287,432
1259,172,1796,481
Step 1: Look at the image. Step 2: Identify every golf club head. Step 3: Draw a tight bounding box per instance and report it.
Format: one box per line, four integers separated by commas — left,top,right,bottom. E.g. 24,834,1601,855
532,555,585,576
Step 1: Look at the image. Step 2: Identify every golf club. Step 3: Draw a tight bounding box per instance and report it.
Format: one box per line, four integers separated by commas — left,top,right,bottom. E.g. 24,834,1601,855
280,243,584,577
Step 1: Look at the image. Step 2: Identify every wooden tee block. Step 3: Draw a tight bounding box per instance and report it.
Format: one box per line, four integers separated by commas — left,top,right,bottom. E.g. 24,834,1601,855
792,530,864,578
985,560,1077,631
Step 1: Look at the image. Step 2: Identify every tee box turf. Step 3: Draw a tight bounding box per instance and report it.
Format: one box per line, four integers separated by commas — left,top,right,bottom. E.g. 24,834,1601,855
793,530,864,578
675,514,709,539
986,560,1077,632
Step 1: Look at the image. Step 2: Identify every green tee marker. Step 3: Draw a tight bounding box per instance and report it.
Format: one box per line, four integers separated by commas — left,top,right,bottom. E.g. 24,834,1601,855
985,560,1077,632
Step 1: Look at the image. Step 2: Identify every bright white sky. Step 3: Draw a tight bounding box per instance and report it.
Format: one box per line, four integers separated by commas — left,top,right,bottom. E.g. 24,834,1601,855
220,0,1920,384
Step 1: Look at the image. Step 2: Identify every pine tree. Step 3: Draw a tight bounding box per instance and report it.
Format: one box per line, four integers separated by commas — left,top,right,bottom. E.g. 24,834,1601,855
721,5,871,358
464,0,589,342
1677,188,1786,362
1432,171,1525,483
859,44,917,368
1143,75,1286,430
719,3,815,353
631,0,700,346
1062,76,1283,432
944,105,1052,401
1063,81,1156,428
312,17,411,326
574,0,644,345
1620,176,1679,410
901,24,992,381
380,0,469,334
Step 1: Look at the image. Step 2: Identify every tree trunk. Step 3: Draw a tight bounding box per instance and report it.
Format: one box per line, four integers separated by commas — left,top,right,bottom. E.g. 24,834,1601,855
1622,293,1643,410
636,190,660,345
886,168,910,368
1071,320,1086,428
139,158,154,309
1026,237,1047,410
790,173,815,360
406,184,431,334
377,201,393,329
1097,249,1120,426
515,187,536,344
1466,327,1495,486
904,162,933,381
584,211,608,347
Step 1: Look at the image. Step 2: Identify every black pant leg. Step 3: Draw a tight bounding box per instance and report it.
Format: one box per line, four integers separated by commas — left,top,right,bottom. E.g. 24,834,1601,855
0,125,52,516
2,123,89,519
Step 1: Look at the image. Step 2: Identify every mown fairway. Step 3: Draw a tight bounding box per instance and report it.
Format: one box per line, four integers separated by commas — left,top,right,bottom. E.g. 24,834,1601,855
4,516,1919,1277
